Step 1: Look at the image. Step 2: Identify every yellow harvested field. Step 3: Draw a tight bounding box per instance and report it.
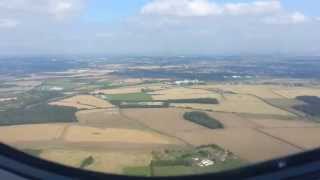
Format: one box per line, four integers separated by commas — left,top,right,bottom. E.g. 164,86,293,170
64,126,175,145
88,152,152,174
248,119,320,128
273,87,320,99
206,112,260,128
260,128,320,150
76,109,144,129
49,95,114,109
40,150,89,168
150,87,221,100
193,84,284,99
40,150,152,174
122,108,206,135
224,85,283,99
172,94,294,116
0,124,66,143
176,129,301,162
93,87,142,95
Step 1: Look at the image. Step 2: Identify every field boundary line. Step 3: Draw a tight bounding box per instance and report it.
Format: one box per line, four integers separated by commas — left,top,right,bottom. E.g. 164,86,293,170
59,124,72,140
254,128,305,151
119,109,194,147
245,93,303,118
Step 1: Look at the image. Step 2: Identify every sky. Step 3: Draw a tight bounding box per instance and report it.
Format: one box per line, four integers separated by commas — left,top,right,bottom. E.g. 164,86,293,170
0,0,320,56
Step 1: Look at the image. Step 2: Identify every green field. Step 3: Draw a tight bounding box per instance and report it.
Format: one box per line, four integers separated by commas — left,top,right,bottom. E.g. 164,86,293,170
0,103,77,126
167,98,219,104
117,102,169,109
148,145,245,176
105,92,153,102
1,90,63,110
0,89,78,126
93,81,124,89
183,111,224,129
123,166,151,177
152,159,244,176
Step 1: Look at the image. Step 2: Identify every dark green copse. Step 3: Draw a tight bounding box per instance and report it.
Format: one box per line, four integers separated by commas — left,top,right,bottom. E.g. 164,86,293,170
183,111,224,129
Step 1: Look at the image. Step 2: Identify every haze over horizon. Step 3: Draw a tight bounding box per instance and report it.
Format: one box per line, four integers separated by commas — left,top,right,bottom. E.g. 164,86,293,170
0,0,320,56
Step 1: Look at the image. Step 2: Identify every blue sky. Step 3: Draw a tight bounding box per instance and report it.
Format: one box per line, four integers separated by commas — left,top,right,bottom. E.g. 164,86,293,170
83,0,149,23
0,0,319,56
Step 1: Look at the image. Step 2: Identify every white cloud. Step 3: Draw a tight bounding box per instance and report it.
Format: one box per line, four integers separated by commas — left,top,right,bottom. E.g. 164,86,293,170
50,1,75,19
141,0,282,17
263,12,308,24
141,0,222,17
0,18,19,28
141,0,313,26
290,12,307,23
224,1,281,15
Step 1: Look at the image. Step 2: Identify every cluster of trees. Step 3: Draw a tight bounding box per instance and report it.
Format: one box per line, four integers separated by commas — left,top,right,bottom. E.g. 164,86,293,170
183,111,224,129
0,103,77,126
0,89,77,126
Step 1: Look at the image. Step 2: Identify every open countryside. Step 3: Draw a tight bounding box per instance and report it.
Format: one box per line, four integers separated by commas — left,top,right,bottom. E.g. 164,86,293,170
1,57,320,176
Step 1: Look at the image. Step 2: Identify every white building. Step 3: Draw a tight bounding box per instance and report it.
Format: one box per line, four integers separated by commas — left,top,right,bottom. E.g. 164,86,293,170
174,79,203,86
198,159,215,167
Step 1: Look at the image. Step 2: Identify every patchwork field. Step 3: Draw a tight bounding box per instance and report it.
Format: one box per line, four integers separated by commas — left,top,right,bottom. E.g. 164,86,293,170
192,85,283,98
248,118,320,128
49,95,114,109
0,124,66,143
122,108,206,136
176,129,301,162
93,84,166,95
76,109,144,129
94,87,143,95
260,128,320,150
225,85,283,99
273,87,320,99
3,80,320,176
206,112,260,128
122,108,320,162
104,92,152,102
64,126,177,145
149,87,221,101
171,94,294,116
40,149,153,174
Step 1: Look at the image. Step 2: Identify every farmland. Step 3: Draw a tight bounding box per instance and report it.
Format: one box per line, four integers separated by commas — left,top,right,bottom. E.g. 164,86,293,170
64,126,177,145
170,94,294,116
2,57,320,176
149,87,221,101
104,92,153,102
2,81,320,175
293,96,320,118
49,95,114,110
